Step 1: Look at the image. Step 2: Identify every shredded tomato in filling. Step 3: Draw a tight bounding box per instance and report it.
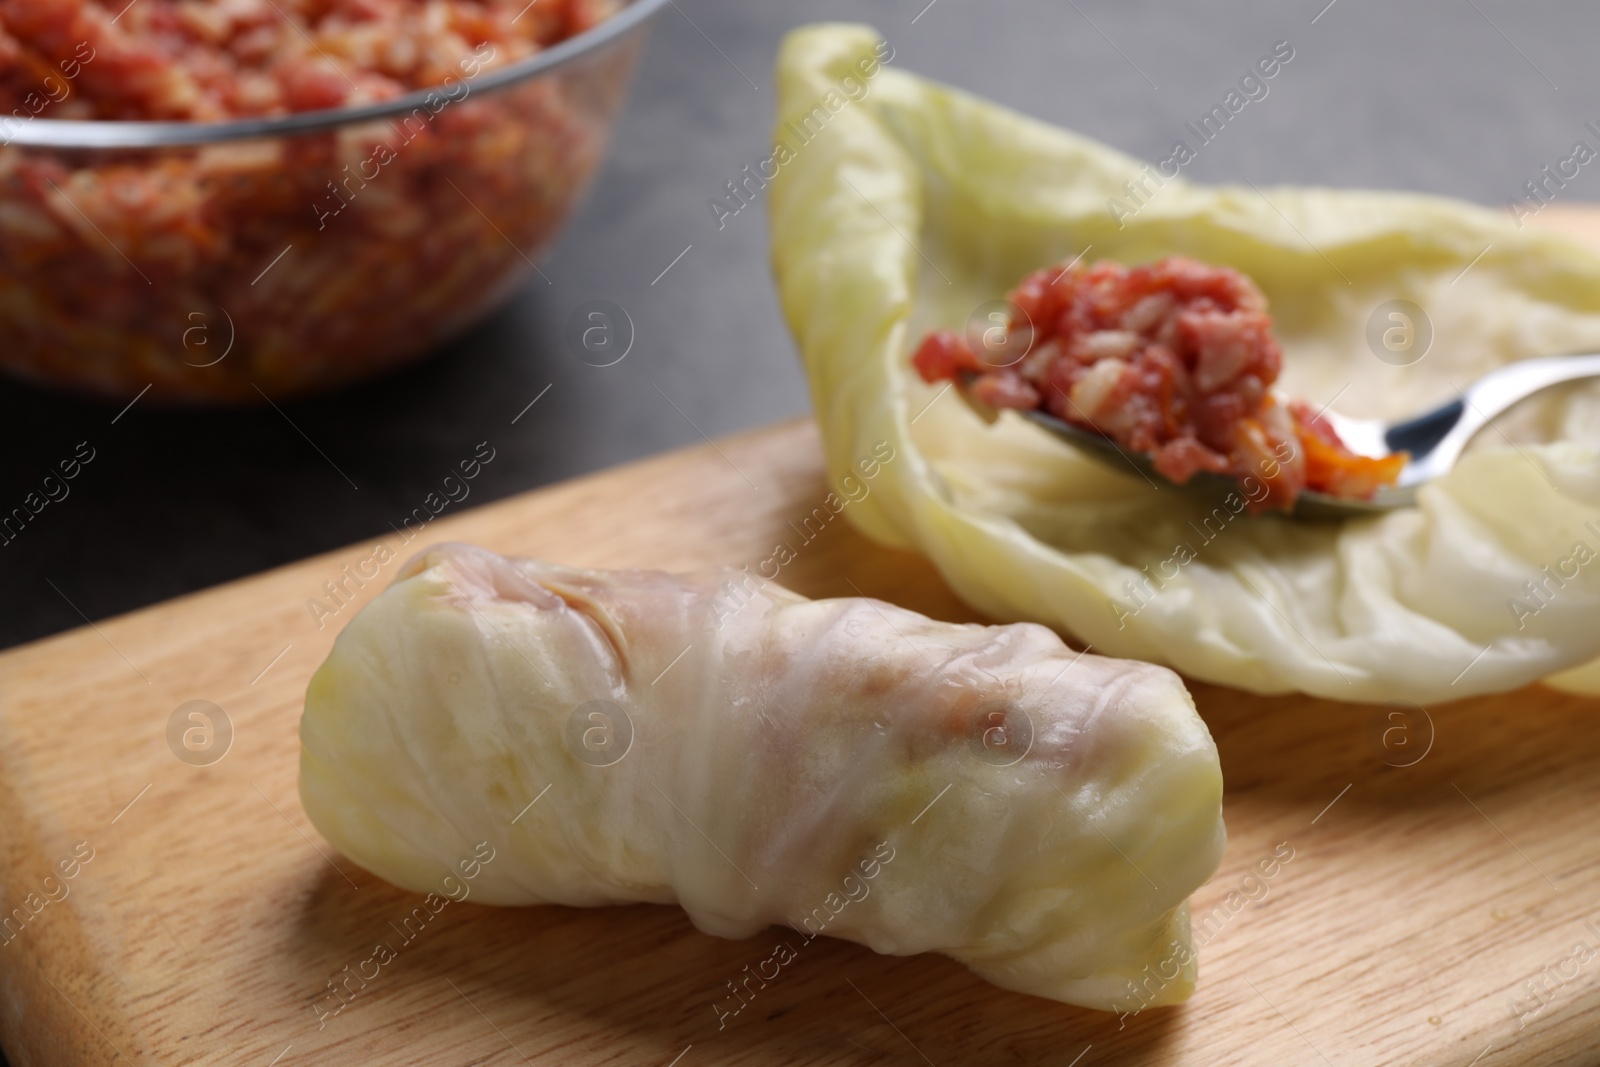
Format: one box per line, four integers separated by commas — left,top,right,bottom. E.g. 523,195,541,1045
912,256,1406,511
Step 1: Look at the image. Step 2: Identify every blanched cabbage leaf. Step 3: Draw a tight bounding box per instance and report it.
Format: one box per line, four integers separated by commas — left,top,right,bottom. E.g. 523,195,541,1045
769,24,1600,702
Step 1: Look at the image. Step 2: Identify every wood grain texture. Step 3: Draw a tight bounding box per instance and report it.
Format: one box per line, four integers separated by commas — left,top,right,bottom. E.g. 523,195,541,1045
4,215,1600,1066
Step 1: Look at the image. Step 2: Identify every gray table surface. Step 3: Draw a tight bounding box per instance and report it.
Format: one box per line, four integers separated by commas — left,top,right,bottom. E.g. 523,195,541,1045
0,1,1596,1060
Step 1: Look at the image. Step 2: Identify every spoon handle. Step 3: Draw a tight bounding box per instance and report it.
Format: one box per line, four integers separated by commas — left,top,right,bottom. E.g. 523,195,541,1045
1403,352,1600,484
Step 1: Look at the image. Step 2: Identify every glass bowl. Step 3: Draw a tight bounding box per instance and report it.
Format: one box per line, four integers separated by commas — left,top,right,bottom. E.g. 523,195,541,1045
0,0,668,403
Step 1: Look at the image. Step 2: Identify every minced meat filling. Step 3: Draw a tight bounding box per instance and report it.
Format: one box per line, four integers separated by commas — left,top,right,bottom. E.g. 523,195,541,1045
0,0,616,121
912,256,1406,510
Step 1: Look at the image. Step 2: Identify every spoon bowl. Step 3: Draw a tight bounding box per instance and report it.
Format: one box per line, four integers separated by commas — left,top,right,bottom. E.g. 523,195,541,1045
1003,352,1600,519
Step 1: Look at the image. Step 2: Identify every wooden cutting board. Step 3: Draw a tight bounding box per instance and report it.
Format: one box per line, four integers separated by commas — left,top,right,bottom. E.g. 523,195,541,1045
4,214,1600,1067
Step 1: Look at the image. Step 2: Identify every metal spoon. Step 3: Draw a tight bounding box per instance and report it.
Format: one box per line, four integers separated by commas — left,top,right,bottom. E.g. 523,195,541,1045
997,352,1600,519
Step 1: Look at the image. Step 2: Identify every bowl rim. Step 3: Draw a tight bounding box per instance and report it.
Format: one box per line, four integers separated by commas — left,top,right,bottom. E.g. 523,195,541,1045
0,0,672,150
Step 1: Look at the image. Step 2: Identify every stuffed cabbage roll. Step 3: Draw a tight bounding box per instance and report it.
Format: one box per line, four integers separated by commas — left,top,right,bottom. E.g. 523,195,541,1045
299,542,1225,1010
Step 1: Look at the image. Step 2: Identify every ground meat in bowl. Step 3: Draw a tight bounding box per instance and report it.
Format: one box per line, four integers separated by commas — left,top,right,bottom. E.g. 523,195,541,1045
0,0,617,121
0,0,634,401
